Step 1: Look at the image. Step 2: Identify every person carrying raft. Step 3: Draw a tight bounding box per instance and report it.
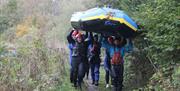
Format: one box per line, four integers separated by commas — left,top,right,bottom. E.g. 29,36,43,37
101,35,133,91
88,34,101,86
67,29,92,89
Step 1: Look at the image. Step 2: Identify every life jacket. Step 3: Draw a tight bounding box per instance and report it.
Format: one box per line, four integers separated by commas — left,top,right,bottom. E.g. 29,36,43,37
72,42,87,57
72,45,79,57
111,48,123,65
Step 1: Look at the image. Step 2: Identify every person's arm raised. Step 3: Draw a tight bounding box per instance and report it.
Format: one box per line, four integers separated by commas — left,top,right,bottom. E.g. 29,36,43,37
67,30,75,44
124,38,133,52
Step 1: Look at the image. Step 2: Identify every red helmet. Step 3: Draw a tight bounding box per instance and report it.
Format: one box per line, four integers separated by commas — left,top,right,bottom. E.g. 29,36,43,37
76,33,83,39
72,30,79,37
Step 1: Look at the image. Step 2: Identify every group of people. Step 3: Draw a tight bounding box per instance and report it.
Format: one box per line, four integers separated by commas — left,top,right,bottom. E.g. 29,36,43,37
67,29,133,91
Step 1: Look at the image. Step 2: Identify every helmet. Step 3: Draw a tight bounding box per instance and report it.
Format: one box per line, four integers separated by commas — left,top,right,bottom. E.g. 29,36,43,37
76,33,83,39
108,36,114,43
72,30,79,37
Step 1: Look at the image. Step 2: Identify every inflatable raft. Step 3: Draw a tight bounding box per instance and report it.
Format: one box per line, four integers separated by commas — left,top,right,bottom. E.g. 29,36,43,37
70,7,138,38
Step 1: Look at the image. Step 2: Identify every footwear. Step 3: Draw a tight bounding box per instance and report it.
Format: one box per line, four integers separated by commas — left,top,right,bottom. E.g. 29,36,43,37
94,81,98,86
70,79,73,83
106,84,110,88
92,80,95,85
73,84,78,88
73,82,78,88
78,83,82,90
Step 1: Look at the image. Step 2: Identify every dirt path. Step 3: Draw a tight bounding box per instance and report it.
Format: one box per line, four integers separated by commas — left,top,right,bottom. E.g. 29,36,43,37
84,78,99,91
83,67,111,91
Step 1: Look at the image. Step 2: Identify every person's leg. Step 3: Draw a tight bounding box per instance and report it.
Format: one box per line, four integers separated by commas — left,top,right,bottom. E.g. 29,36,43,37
117,64,124,91
69,55,73,83
105,69,109,84
78,62,85,89
84,60,89,79
94,63,100,86
105,69,110,88
82,57,88,79
86,62,90,79
111,64,124,91
90,63,95,84
111,65,119,91
104,59,111,87
70,66,73,83
71,57,79,87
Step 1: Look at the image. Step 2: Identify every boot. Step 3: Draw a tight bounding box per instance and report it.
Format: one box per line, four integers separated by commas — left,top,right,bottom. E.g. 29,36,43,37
78,82,82,90
95,80,99,86
117,86,122,91
112,86,117,91
92,80,95,85
70,77,73,83
73,82,78,88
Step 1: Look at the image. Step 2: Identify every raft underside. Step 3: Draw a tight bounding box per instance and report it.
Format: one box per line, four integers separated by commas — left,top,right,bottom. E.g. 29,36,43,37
71,19,136,38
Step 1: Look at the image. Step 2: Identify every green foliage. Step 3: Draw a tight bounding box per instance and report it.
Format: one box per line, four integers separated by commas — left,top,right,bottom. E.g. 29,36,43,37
0,0,21,34
0,16,10,33
0,36,68,91
172,66,180,89
6,0,17,13
135,1,180,70
0,42,5,55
